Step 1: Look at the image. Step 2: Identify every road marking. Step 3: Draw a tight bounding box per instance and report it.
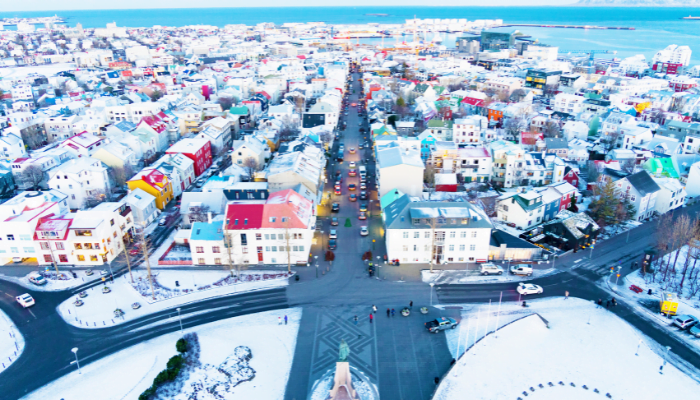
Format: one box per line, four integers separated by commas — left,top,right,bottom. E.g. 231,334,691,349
27,309,37,319
4,293,14,299
574,259,583,264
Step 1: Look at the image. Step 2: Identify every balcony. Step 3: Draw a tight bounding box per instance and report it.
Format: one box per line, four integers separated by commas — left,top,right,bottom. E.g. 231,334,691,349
119,205,132,217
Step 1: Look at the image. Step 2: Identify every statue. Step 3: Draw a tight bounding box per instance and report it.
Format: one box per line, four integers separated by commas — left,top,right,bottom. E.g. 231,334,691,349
338,339,350,362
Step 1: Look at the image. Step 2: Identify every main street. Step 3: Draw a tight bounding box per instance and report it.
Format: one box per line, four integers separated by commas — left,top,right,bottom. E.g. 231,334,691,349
1,70,700,400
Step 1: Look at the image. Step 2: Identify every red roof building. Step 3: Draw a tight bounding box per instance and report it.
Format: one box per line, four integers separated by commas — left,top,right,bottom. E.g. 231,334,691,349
166,138,212,177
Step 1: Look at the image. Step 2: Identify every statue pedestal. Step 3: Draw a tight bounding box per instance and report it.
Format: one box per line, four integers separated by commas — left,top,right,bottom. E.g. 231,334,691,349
327,361,359,400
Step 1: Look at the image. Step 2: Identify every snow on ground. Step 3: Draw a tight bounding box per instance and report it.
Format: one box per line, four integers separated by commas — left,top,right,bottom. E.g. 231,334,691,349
598,220,643,240
0,308,24,374
148,228,180,266
0,269,101,292
434,298,700,400
22,308,302,400
422,268,560,284
57,269,290,329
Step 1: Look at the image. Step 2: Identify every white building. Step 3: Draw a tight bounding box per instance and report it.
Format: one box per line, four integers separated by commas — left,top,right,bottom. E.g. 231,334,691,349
453,116,487,144
376,147,425,198
47,157,111,209
382,194,492,264
553,93,585,114
653,177,686,215
124,188,159,226
653,45,692,67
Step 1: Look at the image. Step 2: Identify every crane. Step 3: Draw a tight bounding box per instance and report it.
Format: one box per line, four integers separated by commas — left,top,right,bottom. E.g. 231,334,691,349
560,50,617,74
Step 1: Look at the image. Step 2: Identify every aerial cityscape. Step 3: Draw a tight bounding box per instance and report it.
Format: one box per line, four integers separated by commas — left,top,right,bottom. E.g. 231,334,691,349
2,3,700,400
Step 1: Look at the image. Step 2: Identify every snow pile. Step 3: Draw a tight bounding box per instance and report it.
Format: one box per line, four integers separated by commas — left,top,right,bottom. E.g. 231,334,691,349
57,269,289,328
434,298,700,400
422,268,559,284
0,309,24,374
23,308,302,400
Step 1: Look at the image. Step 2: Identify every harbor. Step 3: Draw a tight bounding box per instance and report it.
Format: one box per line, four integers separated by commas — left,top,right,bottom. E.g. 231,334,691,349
499,23,635,30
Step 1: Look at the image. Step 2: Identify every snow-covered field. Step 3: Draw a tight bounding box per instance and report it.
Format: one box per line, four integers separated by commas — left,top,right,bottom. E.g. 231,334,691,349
434,298,700,400
0,308,24,374
0,269,101,292
57,270,290,328
21,308,302,400
422,268,559,284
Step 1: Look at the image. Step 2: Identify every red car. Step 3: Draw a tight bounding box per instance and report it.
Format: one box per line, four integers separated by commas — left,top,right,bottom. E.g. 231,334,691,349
129,248,140,256
349,169,357,177
348,183,356,191
358,212,367,220
335,187,342,195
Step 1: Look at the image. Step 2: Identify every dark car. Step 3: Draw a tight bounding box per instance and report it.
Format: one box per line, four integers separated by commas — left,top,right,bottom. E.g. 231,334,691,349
328,239,337,250
425,317,459,333
359,191,368,200
349,194,357,202
331,217,339,226
331,203,340,212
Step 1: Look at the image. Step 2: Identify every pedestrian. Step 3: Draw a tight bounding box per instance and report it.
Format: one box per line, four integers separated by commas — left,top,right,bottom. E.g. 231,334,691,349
386,308,390,318
612,297,617,307
597,298,602,308
372,305,377,313
369,313,373,323
410,300,413,309
391,308,395,317
450,358,456,366
354,315,358,325
284,315,288,325
434,377,440,385
606,300,610,309
278,317,282,325
565,291,569,299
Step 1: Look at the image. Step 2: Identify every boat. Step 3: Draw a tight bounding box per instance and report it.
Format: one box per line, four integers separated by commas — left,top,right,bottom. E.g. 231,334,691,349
681,15,700,20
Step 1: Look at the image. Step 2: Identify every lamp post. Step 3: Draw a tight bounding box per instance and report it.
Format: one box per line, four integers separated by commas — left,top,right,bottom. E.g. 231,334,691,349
376,256,381,279
320,230,325,253
176,307,183,336
70,347,81,374
429,282,435,306
315,255,319,278
614,264,622,287
589,239,596,260
660,346,671,374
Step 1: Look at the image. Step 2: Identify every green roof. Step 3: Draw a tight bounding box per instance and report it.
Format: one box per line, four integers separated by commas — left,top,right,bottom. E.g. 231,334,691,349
229,106,249,115
380,188,405,209
643,157,679,179
427,119,453,129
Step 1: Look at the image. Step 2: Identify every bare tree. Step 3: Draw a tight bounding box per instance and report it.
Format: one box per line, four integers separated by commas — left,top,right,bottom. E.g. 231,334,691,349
544,84,559,98
21,165,45,190
424,165,437,200
109,165,134,189
20,128,45,150
319,130,333,150
278,115,300,143
83,189,108,209
504,115,528,140
601,131,621,152
187,204,211,224
217,97,235,111
543,121,561,138
620,159,636,174
242,157,259,181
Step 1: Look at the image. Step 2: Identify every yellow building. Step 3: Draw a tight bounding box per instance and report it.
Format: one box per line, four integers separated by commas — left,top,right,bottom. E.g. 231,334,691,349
127,168,173,209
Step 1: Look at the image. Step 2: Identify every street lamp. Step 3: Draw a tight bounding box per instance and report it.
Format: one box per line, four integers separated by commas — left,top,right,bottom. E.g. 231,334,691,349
320,230,325,253
614,264,622,287
176,307,183,336
70,347,81,374
376,256,381,279
315,255,319,279
660,346,671,374
429,282,435,306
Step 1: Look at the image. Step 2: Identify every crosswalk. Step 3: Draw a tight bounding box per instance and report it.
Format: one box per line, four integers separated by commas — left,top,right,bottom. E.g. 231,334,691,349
570,259,616,276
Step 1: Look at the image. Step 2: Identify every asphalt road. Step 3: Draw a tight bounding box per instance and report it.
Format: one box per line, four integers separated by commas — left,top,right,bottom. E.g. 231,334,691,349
1,70,700,400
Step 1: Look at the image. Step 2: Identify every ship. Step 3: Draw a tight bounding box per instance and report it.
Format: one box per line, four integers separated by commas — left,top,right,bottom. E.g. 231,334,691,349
681,15,700,20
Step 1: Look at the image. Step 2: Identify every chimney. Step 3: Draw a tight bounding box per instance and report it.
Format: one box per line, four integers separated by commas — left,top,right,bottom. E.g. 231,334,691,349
207,212,212,224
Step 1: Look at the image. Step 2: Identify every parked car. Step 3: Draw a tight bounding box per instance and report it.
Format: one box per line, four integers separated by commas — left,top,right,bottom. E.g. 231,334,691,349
12,257,23,263
360,226,369,236
328,239,337,250
158,217,168,226
480,263,504,276
425,317,459,333
331,217,339,226
332,203,340,212
335,188,342,195
673,315,699,330
358,212,367,220
28,272,47,286
359,191,368,200
16,293,35,308
129,248,140,256
349,194,357,202
349,161,356,168
329,229,338,239
360,182,367,190
690,324,700,338
349,169,357,177
359,203,368,212
510,264,533,276
517,283,543,295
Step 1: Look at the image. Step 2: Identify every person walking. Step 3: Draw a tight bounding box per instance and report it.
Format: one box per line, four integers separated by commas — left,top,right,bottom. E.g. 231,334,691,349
278,317,282,325
369,313,373,324
372,305,377,313
565,291,569,300
434,377,440,385
409,300,413,309
284,315,288,325
597,298,602,308
353,315,358,325
606,300,610,309
386,308,390,318
612,297,617,307
391,308,396,317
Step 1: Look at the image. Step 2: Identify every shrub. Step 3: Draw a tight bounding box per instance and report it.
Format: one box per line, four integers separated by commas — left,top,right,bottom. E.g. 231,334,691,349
167,355,184,370
176,338,188,353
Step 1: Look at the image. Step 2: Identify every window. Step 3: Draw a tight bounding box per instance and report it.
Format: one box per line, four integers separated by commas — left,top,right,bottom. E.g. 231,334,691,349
413,245,418,251
84,243,93,250
24,247,35,253
7,234,14,241
402,245,408,252
449,245,454,251
74,243,83,250
424,231,430,239
40,242,50,250
256,233,262,240
271,246,277,252
299,246,304,252
110,219,115,226
214,258,222,265
631,196,636,202
460,231,466,238
460,245,465,251
196,246,204,253
212,246,220,253
403,232,409,239
75,230,92,237
469,244,476,251
90,255,98,262
414,232,420,238
94,243,100,249
59,255,68,263
264,234,270,240
77,255,85,261
293,246,299,252
449,231,456,238
198,258,205,265
56,242,64,250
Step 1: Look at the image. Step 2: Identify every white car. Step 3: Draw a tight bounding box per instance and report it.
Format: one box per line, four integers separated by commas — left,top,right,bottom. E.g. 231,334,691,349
28,272,47,286
517,283,543,295
349,161,356,168
360,226,369,236
329,229,338,239
480,263,504,276
16,293,35,308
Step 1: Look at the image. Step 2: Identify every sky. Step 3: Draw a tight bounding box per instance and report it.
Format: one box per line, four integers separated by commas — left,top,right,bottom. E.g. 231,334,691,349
2,1,579,12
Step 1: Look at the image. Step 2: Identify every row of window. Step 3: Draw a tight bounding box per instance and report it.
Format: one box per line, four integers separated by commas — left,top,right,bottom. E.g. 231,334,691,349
402,230,478,239
402,244,477,252
2,234,32,241
196,245,305,253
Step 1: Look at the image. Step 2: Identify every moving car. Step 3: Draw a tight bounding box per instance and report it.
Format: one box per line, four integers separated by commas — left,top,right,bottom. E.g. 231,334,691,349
425,317,459,333
331,217,339,226
28,272,47,286
690,323,700,338
349,148,356,154
16,293,35,308
517,283,543,295
335,187,342,195
480,263,504,276
348,183,357,191
359,203,368,212
358,212,367,220
673,315,699,330
360,226,369,236
349,194,357,202
359,191,368,200
158,217,168,226
510,264,533,276
332,203,340,212
329,229,338,239
349,161,356,168
349,169,357,177
334,183,341,190
328,239,337,250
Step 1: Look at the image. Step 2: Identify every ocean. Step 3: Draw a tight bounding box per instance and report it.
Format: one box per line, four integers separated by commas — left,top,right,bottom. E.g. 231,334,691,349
1,6,700,63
